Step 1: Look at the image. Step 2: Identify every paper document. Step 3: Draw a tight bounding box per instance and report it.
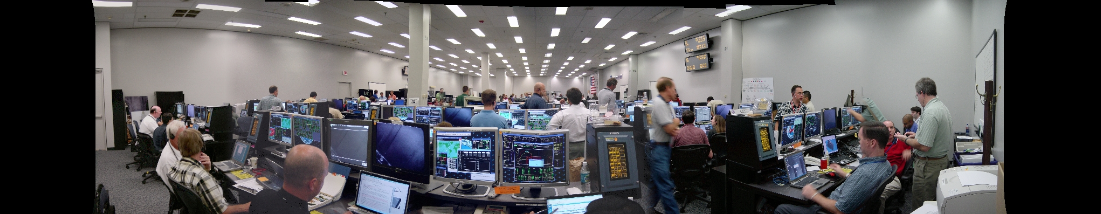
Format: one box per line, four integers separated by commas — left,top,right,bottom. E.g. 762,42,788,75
957,171,998,186
233,178,264,195
231,170,254,180
911,201,940,214
566,187,583,195
320,174,345,195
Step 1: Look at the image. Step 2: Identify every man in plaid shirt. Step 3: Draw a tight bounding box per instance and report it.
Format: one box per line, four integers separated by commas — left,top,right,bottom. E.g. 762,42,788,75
672,109,713,158
168,128,252,214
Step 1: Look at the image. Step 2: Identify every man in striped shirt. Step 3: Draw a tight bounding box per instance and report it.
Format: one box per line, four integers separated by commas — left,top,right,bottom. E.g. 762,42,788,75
168,128,251,214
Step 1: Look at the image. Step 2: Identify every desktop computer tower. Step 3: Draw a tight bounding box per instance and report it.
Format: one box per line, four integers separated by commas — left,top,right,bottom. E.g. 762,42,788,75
585,124,641,199
726,115,779,183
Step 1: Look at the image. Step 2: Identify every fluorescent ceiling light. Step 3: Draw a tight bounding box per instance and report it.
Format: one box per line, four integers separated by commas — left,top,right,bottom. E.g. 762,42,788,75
388,42,404,48
434,57,444,61
514,36,523,43
462,60,469,63
669,26,691,35
375,1,398,8
575,69,580,71
502,60,509,63
496,53,503,57
526,67,530,69
641,41,656,47
487,43,496,49
355,16,382,26
522,57,528,61
400,33,410,38
437,65,445,68
380,49,394,53
556,7,568,15
295,31,321,37
584,60,591,63
196,4,241,12
599,63,605,66
92,1,132,7
296,0,319,6
595,18,611,28
543,60,550,63
519,48,526,53
622,50,633,55
473,65,479,67
349,31,371,37
507,65,512,68
465,49,475,54
405,56,409,58
429,46,441,51
471,28,486,37
622,31,637,39
579,64,585,67
543,65,548,67
716,5,752,17
447,39,461,44
545,53,552,57
288,17,321,25
477,57,482,60
445,5,467,17
563,62,569,65
604,44,615,50
448,54,459,58
582,38,591,44
608,57,617,61
524,62,529,65
567,56,574,60
551,28,560,37
450,63,458,66
225,22,260,28
507,16,519,27
547,43,555,50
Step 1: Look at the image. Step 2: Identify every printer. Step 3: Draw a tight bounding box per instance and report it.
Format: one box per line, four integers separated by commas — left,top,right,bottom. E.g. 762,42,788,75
936,165,999,214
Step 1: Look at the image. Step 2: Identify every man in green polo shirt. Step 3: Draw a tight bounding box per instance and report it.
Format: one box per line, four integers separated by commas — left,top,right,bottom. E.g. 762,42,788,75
895,77,953,206
456,86,469,107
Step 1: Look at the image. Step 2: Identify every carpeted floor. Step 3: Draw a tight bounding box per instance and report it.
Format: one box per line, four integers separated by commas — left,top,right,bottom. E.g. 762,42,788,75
96,149,171,214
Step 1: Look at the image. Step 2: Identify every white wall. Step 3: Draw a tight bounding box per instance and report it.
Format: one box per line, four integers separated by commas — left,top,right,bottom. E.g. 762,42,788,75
602,62,631,99
630,27,730,103
742,0,974,133
972,0,1005,162
111,28,468,106
96,22,114,151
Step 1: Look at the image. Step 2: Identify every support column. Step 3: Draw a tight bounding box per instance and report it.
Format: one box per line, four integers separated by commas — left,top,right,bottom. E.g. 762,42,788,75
481,52,491,95
628,54,640,101
720,18,743,103
408,4,431,105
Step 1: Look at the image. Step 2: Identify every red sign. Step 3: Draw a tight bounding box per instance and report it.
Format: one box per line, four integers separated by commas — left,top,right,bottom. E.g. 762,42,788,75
343,71,348,76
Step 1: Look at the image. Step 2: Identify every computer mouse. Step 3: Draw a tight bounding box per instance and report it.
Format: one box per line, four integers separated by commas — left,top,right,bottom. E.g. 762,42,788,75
827,172,836,178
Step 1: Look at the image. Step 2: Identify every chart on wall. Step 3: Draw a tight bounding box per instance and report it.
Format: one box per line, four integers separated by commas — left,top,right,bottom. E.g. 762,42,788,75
741,78,774,103
974,30,996,130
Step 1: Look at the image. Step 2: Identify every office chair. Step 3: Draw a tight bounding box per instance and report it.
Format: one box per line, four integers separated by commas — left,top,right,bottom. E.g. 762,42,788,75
162,179,184,214
707,132,728,162
141,140,163,184
171,181,219,214
126,133,155,171
883,159,915,214
128,122,139,152
818,165,897,214
95,184,116,214
670,144,713,212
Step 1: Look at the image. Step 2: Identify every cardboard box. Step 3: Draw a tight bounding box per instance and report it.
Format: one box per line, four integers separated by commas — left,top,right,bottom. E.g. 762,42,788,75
996,162,1006,214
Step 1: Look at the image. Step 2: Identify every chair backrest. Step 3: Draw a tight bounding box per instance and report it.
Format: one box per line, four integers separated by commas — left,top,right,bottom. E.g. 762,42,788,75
708,133,728,157
170,181,218,214
856,165,897,214
670,144,711,178
163,178,184,211
95,184,109,214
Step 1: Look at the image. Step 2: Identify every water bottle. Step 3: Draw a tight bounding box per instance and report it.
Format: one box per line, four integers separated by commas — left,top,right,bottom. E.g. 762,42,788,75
580,161,591,193
965,124,970,136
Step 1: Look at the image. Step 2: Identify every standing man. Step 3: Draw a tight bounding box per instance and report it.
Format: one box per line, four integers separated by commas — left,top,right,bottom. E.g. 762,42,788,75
648,77,681,214
436,88,445,105
249,145,329,214
259,85,284,111
896,77,952,206
706,96,725,115
470,89,510,129
597,78,618,114
774,85,807,130
140,106,162,135
456,86,470,107
303,92,318,103
548,88,589,160
775,121,895,214
521,83,551,109
907,106,922,133
803,91,816,112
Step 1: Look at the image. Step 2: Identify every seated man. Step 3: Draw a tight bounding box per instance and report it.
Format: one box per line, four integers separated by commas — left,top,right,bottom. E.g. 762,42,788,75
249,145,329,214
882,120,912,200
776,121,895,214
470,89,510,129
168,128,251,214
671,109,713,158
152,113,174,151
157,120,187,192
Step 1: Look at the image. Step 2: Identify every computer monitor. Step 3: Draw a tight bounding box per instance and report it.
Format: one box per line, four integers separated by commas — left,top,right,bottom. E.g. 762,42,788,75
585,126,640,193
499,109,526,129
669,101,679,108
495,102,508,110
231,141,250,164
443,107,473,127
392,106,416,123
804,111,822,138
626,104,635,122
394,100,405,105
784,150,808,183
235,116,254,137
525,109,559,131
346,99,359,111
822,135,838,155
187,104,196,118
358,101,369,111
822,108,838,131
268,112,294,146
368,105,380,120
546,193,604,214
499,129,569,187
355,172,411,214
694,106,711,123
716,104,732,117
672,106,690,119
415,106,443,126
175,103,185,115
433,127,500,185
615,100,625,111
332,99,344,111
292,115,324,150
509,103,521,110
246,113,263,143
380,105,394,119
840,107,853,128
780,113,803,146
372,120,432,184
326,119,373,170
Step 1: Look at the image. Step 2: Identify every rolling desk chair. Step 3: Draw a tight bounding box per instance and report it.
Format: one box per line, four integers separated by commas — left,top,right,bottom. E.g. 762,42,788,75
707,132,728,162
95,184,116,214
141,140,163,184
171,181,219,214
883,159,915,214
671,144,713,212
162,180,184,214
816,165,896,214
126,133,156,171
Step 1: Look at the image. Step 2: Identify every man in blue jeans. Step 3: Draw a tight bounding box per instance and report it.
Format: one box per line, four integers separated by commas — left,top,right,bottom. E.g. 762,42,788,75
648,77,680,214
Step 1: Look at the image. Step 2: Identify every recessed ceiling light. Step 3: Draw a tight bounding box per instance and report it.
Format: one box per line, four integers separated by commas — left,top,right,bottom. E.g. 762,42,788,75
355,16,382,26
545,53,552,57
641,41,656,47
716,5,752,17
563,62,569,65
462,60,470,63
92,0,132,7
522,57,528,61
551,28,560,37
608,57,617,61
622,31,637,39
445,39,461,44
599,63,605,66
388,42,404,48
584,60,591,63
445,5,467,17
487,43,496,49
196,4,241,12
502,60,509,63
518,48,526,54
622,50,633,55
405,55,409,58
513,36,523,43
400,33,410,38
567,56,574,60
507,16,519,27
288,17,321,25
543,60,550,63
582,38,591,43
547,43,555,50
450,63,458,66
448,54,459,58
595,18,611,28
471,28,486,37
496,53,503,57
380,49,394,53
295,31,321,37
465,49,475,54
556,7,568,15
429,46,441,51
604,45,615,50
226,22,261,28
375,1,398,8
433,57,444,62
523,62,529,66
669,26,691,35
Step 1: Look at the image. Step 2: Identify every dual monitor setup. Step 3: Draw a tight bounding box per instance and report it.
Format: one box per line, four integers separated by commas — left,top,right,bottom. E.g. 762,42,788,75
777,106,863,152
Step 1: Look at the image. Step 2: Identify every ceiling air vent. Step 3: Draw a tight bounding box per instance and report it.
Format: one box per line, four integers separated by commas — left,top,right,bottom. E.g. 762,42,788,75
172,9,201,18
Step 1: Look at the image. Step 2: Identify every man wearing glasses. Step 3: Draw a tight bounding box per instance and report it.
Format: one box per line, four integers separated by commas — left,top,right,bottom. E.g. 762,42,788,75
895,77,953,206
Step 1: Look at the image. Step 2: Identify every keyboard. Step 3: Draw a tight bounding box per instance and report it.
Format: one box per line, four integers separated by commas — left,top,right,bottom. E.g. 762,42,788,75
215,161,243,171
790,176,831,190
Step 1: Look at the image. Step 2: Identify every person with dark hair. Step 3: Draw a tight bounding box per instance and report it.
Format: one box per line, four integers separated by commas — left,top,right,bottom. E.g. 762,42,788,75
597,78,618,114
152,113,175,151
648,77,681,214
548,87,589,160
774,85,807,131
169,129,252,214
521,83,551,109
436,121,453,127
902,114,914,133
802,90,816,112
898,77,952,206
672,110,713,158
456,86,470,107
304,92,318,103
470,89,509,129
140,106,162,135
259,85,284,111
706,96,725,116
775,121,894,214
907,106,922,133
249,145,328,214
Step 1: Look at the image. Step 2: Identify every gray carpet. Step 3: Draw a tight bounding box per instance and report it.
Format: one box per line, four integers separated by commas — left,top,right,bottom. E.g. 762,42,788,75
96,149,171,214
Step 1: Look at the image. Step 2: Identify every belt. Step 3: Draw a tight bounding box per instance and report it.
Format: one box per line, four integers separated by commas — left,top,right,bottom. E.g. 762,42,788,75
915,155,946,160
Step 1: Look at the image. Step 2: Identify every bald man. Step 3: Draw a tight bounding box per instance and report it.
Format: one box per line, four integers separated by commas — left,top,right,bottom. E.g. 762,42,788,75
249,145,330,214
521,82,551,109
140,106,162,135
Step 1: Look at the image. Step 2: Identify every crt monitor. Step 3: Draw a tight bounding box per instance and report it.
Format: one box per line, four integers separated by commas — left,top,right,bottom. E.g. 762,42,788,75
380,105,394,119
292,115,324,150
500,129,570,187
546,193,604,214
268,112,294,146
525,109,559,131
694,106,711,123
443,107,473,127
822,135,838,155
326,119,373,170
356,172,411,214
784,150,808,183
433,127,500,185
415,106,443,126
804,111,822,138
499,109,526,130
780,113,803,146
372,120,432,184
392,106,416,123
822,108,838,131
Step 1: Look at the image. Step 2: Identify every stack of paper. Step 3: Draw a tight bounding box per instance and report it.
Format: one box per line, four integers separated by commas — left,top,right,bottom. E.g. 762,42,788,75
233,178,264,195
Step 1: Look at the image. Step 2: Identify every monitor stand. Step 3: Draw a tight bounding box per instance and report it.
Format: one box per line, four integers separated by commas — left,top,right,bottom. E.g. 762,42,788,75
410,182,445,194
441,183,490,197
511,187,559,201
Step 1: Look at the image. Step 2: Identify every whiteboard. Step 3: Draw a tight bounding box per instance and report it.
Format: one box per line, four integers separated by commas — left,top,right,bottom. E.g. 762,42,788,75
974,31,996,128
741,77,774,103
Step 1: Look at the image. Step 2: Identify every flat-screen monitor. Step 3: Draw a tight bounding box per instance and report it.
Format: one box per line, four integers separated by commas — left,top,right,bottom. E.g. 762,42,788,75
332,99,344,111
500,129,569,187
326,119,373,170
235,116,254,137
372,120,432,184
509,103,521,110
780,113,803,146
784,150,808,183
355,172,411,214
433,127,500,185
347,99,359,111
415,106,443,126
546,193,604,214
368,105,380,120
195,106,207,122
246,113,264,143
232,141,250,164
525,109,559,131
840,107,853,128
380,106,394,119
358,101,369,111
175,103,185,115
804,111,821,138
499,109,526,130
495,102,508,110
268,112,294,146
187,104,196,118
392,106,416,123
669,101,679,108
822,135,838,155
626,105,635,122
694,106,710,123
672,106,690,118
292,115,324,150
394,100,405,105
443,107,473,127
715,104,732,117
699,124,713,132
822,108,838,131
